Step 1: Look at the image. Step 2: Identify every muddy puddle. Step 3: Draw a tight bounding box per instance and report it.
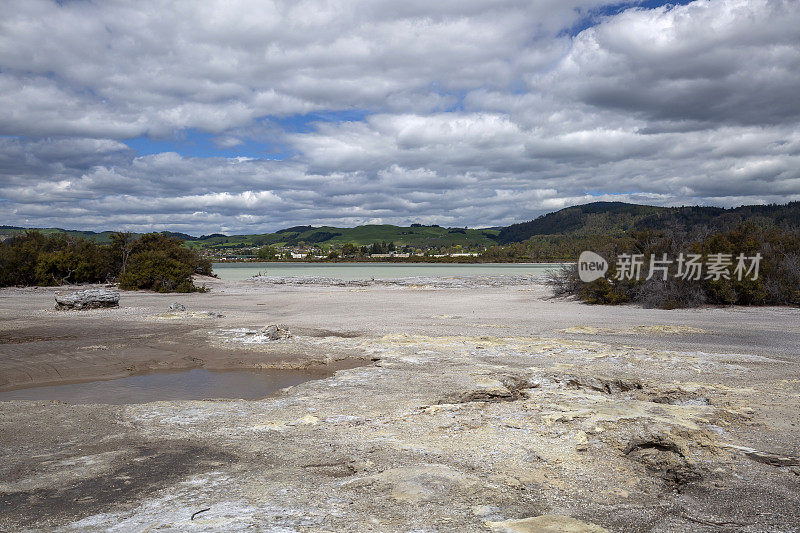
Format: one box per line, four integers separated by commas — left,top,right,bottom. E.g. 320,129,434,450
0,368,331,404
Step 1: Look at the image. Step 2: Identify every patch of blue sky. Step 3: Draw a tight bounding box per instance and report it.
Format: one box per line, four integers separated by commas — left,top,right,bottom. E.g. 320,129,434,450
563,0,696,37
439,90,469,112
124,129,287,160
507,80,528,96
125,110,372,159
272,109,370,133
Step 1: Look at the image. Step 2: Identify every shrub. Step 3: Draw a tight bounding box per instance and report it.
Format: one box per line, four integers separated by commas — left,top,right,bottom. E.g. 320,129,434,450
546,263,579,298
118,233,210,292
119,250,197,292
0,230,211,293
549,224,800,308
0,231,113,286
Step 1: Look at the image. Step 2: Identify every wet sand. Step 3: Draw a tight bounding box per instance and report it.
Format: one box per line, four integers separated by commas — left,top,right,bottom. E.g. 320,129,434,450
0,368,340,404
1,275,799,531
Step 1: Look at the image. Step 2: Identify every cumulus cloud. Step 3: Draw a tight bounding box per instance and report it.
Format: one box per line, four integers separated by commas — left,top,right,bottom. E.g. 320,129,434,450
0,0,798,233
538,0,800,127
0,0,611,137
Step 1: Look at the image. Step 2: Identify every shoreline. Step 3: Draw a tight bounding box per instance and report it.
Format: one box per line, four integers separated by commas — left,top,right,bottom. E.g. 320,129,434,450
210,259,571,265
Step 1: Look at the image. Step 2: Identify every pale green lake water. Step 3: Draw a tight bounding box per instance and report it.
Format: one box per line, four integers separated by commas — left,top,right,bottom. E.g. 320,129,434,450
212,262,562,281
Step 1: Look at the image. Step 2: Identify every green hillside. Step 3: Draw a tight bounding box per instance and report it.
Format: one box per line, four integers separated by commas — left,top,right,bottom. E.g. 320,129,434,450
0,226,195,244
496,201,800,243
0,226,118,243
182,224,499,250
4,201,798,253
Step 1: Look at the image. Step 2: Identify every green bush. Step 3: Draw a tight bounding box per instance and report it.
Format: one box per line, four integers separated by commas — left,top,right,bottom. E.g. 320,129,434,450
0,231,211,292
548,224,800,308
340,243,358,257
0,231,113,286
117,233,211,292
119,250,197,292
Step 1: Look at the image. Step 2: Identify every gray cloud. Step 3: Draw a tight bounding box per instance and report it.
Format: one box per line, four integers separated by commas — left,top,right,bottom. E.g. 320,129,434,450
0,0,798,233
0,0,609,137
539,0,800,127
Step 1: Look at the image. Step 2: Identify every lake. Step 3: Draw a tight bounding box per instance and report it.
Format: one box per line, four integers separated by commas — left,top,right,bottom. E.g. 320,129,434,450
0,368,330,405
212,262,562,281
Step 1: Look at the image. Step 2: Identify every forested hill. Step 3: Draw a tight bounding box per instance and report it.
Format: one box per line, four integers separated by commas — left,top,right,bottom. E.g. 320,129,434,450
4,201,799,248
496,201,800,243
0,224,500,250
0,226,194,244
182,224,500,250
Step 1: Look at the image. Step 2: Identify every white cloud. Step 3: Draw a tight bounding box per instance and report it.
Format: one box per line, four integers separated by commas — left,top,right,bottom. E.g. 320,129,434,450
0,0,612,137
539,0,800,126
0,0,798,233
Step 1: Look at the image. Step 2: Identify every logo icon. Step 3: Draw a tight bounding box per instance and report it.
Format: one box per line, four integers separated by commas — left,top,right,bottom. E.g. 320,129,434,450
578,251,608,282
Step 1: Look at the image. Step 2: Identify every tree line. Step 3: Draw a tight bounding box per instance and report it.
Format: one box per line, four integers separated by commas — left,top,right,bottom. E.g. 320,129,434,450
0,231,212,292
548,223,800,308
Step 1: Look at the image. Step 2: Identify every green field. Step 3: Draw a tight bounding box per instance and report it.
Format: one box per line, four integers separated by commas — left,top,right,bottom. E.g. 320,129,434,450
181,225,500,250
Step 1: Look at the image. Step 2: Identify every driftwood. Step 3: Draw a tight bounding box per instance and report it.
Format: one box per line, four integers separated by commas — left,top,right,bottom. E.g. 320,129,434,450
54,289,120,310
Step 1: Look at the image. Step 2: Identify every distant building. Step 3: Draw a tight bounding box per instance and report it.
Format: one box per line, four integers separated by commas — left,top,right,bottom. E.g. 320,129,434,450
370,252,410,258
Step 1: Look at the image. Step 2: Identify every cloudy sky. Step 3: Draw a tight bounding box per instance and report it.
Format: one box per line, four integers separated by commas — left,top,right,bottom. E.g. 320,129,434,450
1,0,798,234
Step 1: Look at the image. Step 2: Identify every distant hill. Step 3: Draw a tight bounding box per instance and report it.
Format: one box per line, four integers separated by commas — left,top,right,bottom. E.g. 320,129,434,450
0,226,196,244
182,224,500,250
496,201,800,243
0,223,498,249
4,201,799,249
0,225,119,243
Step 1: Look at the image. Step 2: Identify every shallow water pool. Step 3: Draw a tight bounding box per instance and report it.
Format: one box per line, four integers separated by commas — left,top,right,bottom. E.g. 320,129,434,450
0,368,328,404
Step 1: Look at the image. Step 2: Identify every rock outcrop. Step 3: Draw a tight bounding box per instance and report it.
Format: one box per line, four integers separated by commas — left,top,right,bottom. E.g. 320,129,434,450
55,289,120,310
261,324,292,340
